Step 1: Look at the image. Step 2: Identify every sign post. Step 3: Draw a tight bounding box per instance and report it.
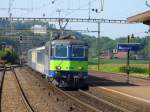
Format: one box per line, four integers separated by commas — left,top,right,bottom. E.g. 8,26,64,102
118,39,142,83
127,35,130,83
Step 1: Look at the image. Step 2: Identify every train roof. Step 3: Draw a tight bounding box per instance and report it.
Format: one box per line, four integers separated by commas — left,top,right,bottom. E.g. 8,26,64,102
29,46,45,51
36,46,45,50
51,35,87,45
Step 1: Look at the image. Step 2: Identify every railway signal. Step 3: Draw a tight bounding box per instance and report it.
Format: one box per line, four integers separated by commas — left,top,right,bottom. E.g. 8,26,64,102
19,35,23,65
19,35,23,43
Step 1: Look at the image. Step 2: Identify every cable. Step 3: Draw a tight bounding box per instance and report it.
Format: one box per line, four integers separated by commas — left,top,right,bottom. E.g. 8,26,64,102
64,0,97,18
19,0,51,17
49,0,64,17
146,0,150,8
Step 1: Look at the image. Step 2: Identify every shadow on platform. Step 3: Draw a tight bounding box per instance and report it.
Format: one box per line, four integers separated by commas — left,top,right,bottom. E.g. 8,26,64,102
88,75,138,87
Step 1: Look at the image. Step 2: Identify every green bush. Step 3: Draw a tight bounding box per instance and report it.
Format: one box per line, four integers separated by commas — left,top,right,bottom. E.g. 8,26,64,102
0,50,6,58
120,66,147,74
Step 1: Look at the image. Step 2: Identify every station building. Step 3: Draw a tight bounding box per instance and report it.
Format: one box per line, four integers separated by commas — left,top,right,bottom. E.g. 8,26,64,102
128,10,150,25
128,10,150,77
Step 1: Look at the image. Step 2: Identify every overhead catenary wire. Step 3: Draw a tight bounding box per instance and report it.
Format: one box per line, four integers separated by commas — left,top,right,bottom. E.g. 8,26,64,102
2,0,106,36
64,0,97,18
49,0,65,17
2,0,102,18
121,31,150,38
19,0,52,17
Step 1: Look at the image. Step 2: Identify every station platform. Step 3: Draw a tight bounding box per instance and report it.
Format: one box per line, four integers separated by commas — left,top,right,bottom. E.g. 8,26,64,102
89,70,150,103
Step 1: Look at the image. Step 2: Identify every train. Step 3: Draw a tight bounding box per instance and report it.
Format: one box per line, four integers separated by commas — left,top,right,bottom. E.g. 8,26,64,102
27,35,89,89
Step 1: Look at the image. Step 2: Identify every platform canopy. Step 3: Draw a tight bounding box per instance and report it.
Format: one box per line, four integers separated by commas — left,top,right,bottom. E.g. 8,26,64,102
128,10,150,25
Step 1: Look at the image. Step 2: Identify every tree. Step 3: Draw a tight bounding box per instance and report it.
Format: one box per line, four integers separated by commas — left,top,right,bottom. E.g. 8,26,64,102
0,48,18,64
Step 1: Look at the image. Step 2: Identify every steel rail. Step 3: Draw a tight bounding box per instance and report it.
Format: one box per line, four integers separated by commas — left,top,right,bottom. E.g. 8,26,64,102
27,67,129,112
0,65,6,112
11,66,34,112
51,85,102,112
78,89,131,112
26,67,102,112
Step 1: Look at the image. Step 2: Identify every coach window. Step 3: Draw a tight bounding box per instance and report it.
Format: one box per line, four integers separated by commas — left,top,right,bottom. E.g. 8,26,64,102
37,51,44,64
55,45,68,58
51,46,54,57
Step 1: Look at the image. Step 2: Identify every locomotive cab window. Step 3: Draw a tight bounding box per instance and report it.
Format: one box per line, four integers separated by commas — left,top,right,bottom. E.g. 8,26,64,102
72,45,85,58
54,44,68,58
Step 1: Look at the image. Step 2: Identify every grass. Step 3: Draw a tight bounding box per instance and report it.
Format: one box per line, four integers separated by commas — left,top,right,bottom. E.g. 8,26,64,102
88,58,149,78
88,58,148,65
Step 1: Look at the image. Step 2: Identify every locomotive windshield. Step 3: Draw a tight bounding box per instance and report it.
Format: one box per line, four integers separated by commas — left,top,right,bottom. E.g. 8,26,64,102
55,45,68,58
72,45,85,58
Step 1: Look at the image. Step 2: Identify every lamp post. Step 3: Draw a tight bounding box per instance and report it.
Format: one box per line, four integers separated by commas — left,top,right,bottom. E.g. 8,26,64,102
19,35,23,65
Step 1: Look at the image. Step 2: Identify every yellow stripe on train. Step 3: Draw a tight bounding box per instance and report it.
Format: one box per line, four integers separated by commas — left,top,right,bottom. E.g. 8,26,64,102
49,60,88,72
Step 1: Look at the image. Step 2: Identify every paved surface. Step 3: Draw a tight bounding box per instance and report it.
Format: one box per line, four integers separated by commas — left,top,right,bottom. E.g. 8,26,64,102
89,71,150,103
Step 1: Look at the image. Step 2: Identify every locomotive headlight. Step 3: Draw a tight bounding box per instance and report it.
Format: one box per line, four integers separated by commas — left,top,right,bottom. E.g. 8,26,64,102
56,66,61,70
78,67,83,70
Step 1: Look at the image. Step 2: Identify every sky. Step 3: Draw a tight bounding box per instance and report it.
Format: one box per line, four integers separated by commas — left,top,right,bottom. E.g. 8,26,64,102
0,0,150,39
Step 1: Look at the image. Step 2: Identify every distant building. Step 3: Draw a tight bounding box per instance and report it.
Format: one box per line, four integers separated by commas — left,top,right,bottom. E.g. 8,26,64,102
113,51,127,59
0,42,13,50
0,42,6,49
100,51,112,59
31,25,47,34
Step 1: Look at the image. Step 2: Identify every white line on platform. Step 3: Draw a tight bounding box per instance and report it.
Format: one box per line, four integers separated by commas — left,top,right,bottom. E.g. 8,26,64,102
98,87,150,103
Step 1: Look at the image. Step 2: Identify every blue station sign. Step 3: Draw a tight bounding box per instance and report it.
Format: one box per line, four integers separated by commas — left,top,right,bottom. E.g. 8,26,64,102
118,43,142,51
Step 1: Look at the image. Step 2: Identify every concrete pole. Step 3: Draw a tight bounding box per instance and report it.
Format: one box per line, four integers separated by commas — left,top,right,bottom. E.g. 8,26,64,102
97,22,100,71
149,41,150,79
148,25,150,79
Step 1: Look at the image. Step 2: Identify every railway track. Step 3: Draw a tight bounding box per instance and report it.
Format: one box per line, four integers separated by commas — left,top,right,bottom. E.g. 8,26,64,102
11,67,35,112
66,89,129,112
26,67,101,112
26,67,129,112
1,66,149,112
0,65,5,112
1,66,34,112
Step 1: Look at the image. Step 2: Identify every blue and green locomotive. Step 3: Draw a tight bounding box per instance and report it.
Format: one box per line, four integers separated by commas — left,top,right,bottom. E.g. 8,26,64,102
28,35,89,89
